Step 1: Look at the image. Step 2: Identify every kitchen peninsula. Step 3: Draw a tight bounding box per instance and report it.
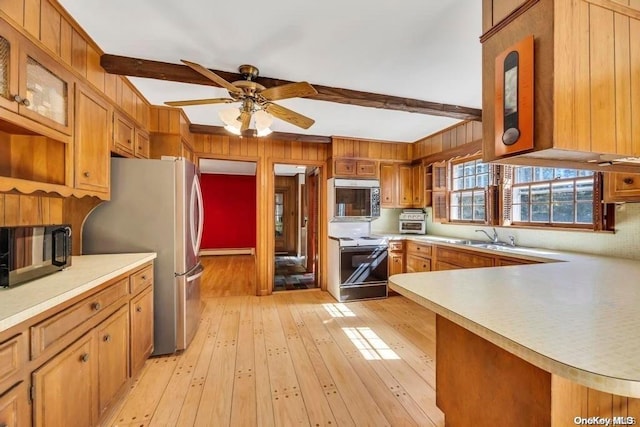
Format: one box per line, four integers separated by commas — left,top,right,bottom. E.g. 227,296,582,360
389,249,640,426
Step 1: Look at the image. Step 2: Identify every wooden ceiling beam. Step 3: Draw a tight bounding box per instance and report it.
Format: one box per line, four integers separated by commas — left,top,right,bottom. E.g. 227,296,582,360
101,54,482,121
189,124,332,144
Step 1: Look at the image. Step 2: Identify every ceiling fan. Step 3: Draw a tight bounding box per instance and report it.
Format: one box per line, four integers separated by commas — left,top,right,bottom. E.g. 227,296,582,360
165,60,318,135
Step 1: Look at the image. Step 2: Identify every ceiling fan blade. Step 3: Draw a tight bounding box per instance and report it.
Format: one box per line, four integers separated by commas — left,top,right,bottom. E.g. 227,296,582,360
260,82,317,101
240,111,251,132
164,98,235,107
181,59,242,95
264,103,315,129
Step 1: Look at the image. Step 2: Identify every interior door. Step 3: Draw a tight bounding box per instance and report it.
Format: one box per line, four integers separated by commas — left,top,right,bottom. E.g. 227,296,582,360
306,171,318,276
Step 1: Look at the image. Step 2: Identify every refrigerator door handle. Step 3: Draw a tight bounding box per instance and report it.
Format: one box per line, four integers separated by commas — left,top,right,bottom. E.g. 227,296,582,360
187,269,204,282
190,175,204,257
195,175,204,254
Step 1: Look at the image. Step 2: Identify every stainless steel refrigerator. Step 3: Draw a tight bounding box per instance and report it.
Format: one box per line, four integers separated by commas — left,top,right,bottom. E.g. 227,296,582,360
83,157,204,355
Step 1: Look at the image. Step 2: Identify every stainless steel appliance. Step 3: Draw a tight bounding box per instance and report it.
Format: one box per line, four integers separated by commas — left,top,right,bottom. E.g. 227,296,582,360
399,209,427,234
327,178,381,221
82,157,204,355
0,225,72,287
328,235,388,302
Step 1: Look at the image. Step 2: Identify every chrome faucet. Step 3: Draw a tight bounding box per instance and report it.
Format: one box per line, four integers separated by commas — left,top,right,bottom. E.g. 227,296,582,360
475,227,499,243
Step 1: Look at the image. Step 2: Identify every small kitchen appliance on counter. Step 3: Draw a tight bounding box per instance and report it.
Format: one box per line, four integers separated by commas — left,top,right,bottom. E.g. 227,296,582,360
399,209,427,234
0,225,72,288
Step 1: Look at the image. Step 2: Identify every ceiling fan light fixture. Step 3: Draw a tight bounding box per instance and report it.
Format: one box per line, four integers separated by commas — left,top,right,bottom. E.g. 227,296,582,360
219,107,241,127
254,109,274,137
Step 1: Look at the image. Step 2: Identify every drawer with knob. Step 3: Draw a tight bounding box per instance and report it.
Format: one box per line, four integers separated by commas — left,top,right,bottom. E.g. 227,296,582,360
30,278,128,359
130,264,153,295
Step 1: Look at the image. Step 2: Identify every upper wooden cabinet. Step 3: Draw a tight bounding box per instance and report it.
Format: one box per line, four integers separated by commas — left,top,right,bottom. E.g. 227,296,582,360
74,83,111,197
332,158,378,178
411,164,425,207
113,110,135,156
380,163,415,208
0,19,74,137
134,128,150,159
604,172,640,203
482,0,640,172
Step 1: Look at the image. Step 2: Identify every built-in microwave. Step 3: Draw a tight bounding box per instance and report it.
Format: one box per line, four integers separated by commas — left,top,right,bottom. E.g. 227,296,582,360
0,225,72,288
328,178,381,221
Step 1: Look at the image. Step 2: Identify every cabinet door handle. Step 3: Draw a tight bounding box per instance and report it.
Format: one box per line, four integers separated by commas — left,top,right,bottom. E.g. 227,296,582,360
80,353,90,363
136,306,142,313
127,139,132,145
103,334,112,343
623,177,634,185
92,302,101,311
83,171,91,178
141,275,147,280
12,94,30,106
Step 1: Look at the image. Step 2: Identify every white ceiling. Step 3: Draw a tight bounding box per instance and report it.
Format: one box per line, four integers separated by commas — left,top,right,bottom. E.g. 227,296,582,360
58,0,483,142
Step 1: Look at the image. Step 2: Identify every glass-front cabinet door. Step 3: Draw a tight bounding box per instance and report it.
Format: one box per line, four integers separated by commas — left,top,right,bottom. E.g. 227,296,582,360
0,19,20,113
0,19,73,135
18,41,73,135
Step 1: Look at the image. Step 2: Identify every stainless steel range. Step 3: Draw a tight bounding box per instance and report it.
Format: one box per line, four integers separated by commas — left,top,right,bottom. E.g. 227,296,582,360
328,234,389,302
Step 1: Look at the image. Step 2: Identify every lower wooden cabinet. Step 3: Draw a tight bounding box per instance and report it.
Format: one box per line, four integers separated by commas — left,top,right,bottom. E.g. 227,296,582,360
435,246,494,270
130,287,154,377
0,382,30,427
0,260,155,427
405,242,432,273
97,306,129,416
32,332,97,427
406,254,432,272
388,241,405,276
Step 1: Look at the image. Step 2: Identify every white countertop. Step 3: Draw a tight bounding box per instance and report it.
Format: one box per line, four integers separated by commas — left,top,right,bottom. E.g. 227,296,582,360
389,245,640,398
0,253,157,333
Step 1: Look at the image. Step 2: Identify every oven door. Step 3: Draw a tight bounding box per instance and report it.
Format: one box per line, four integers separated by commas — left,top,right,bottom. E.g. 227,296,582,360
399,220,426,234
339,246,388,286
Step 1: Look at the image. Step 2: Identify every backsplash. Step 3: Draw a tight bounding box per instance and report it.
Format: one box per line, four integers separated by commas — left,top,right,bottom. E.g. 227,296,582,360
371,208,403,234
425,205,640,260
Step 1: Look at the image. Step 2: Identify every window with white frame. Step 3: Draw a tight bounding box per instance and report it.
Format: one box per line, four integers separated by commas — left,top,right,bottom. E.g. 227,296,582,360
509,167,595,226
449,158,490,222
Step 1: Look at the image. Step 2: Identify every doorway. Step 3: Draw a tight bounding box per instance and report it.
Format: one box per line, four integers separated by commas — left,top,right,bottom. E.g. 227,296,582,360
273,163,319,291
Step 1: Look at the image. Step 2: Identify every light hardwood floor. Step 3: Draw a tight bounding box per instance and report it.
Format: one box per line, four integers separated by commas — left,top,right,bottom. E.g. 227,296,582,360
200,255,256,297
106,291,443,426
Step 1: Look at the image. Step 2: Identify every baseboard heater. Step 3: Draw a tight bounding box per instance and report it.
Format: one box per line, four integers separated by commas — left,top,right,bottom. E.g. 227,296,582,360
199,248,255,256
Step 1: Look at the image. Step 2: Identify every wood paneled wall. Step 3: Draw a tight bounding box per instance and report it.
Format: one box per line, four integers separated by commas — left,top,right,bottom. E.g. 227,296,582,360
331,137,412,162
194,134,331,162
413,121,483,160
194,134,329,296
0,194,63,226
551,375,640,426
0,0,150,128
554,0,640,156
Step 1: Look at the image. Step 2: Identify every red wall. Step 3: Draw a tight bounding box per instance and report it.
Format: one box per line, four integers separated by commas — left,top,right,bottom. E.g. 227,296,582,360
200,174,256,249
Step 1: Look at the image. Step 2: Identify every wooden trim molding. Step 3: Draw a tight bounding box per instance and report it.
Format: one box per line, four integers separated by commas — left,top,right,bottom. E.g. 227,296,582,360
189,124,331,144
101,54,482,120
420,140,483,165
584,0,640,19
480,0,540,43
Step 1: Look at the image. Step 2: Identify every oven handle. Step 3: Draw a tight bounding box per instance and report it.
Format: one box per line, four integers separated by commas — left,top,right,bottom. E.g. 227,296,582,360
340,245,387,253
